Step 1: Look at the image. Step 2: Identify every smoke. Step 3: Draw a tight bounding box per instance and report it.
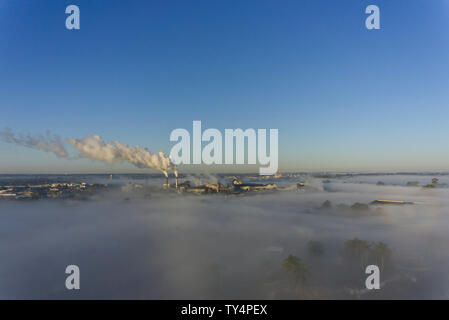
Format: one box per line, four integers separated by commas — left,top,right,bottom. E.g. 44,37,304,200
0,129,177,176
0,128,68,158
66,134,174,175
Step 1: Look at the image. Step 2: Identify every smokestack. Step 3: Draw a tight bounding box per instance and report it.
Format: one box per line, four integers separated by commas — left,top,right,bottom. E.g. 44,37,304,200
173,166,178,189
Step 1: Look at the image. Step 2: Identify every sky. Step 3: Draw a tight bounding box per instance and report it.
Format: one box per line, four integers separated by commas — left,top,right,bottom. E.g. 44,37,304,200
0,0,449,173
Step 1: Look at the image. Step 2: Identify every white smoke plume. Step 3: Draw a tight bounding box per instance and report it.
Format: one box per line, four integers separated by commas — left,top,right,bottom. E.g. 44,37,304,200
174,166,178,178
66,134,173,175
0,128,68,158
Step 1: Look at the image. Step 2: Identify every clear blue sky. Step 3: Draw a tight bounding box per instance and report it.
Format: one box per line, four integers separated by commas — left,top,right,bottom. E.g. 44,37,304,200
1,0,449,173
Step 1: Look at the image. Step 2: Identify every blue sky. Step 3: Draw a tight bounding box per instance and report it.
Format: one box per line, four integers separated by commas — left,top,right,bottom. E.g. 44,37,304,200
1,0,449,173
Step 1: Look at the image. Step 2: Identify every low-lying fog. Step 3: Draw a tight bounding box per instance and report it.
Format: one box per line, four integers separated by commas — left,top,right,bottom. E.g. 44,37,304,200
1,174,449,299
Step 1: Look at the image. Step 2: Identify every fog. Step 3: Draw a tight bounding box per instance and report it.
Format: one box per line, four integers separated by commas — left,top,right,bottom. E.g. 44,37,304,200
1,175,449,299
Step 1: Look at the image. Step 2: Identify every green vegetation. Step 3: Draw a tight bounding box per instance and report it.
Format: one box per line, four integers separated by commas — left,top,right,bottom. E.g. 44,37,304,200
371,242,391,268
350,202,370,211
423,177,447,189
335,202,372,213
308,240,324,256
344,238,391,268
336,203,350,211
344,238,371,264
320,200,332,210
282,255,309,286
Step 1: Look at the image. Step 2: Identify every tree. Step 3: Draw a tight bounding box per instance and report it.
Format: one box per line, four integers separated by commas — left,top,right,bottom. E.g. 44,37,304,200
350,202,370,212
371,242,391,268
320,200,332,209
336,203,350,211
344,238,393,270
308,240,324,256
344,238,371,264
282,255,309,286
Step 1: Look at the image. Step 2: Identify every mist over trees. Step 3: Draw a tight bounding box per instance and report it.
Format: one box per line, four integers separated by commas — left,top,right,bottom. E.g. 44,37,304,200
1,174,448,299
